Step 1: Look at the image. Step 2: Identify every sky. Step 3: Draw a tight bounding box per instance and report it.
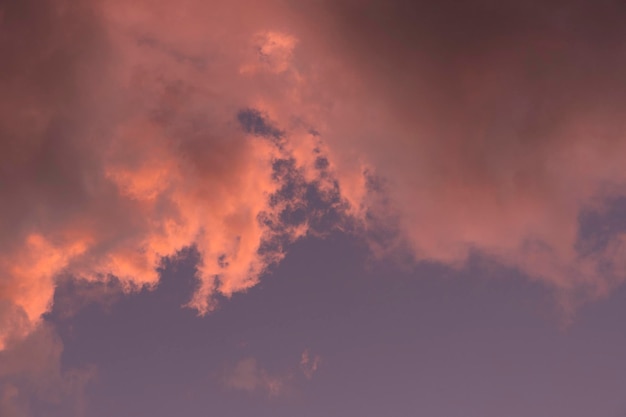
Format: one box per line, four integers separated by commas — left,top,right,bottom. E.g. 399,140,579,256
1,0,626,416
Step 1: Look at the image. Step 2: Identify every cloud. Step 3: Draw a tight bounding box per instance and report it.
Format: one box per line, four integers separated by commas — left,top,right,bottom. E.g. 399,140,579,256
285,0,626,310
0,0,110,349
223,357,287,397
3,0,626,357
0,384,28,417
300,349,322,379
0,0,343,349
223,349,321,397
0,323,95,417
3,1,626,412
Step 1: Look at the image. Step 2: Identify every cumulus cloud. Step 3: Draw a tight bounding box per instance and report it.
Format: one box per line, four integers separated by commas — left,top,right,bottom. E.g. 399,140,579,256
0,0,342,349
3,0,626,357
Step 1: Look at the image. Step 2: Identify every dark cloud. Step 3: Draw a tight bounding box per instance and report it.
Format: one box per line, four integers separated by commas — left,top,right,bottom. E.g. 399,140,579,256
237,108,284,140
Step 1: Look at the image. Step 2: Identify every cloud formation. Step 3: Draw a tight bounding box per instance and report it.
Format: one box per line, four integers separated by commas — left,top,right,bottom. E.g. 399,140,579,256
0,324,94,417
223,357,287,397
2,0,626,356
291,0,626,310
223,349,321,397
0,0,340,349
300,349,322,380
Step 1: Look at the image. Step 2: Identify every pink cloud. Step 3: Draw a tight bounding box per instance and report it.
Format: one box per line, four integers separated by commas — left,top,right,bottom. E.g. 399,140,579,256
284,0,626,312
0,324,95,417
300,349,322,379
223,349,322,397
0,0,335,348
3,0,626,356
223,357,287,397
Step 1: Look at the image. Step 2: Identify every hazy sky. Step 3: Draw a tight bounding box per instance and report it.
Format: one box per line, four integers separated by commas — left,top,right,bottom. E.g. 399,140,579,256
2,1,626,416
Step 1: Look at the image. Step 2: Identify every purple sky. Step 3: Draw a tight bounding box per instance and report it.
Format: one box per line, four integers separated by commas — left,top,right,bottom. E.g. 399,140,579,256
47,232,626,417
2,1,626,416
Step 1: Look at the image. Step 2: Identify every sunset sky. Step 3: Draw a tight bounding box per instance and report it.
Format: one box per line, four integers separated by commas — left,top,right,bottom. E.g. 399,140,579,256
2,0,626,416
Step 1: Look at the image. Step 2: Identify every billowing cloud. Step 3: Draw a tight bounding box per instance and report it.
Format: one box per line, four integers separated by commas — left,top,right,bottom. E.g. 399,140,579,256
0,0,340,350
288,0,626,311
2,0,626,356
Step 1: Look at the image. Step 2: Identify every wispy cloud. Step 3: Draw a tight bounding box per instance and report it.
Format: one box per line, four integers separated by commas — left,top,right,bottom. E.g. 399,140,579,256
223,357,287,397
300,349,322,380
223,349,322,397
